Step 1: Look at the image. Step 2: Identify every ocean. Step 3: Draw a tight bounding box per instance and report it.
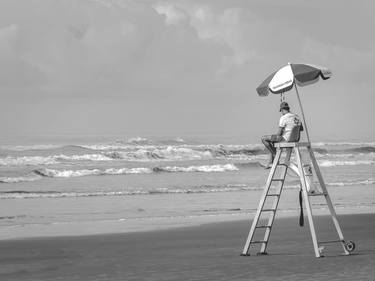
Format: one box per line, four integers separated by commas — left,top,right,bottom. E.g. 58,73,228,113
0,136,374,239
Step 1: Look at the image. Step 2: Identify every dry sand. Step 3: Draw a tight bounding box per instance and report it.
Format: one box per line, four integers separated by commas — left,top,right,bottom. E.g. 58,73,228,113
0,213,374,281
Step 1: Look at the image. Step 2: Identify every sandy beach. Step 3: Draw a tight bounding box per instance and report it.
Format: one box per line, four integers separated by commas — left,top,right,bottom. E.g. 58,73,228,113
0,213,374,281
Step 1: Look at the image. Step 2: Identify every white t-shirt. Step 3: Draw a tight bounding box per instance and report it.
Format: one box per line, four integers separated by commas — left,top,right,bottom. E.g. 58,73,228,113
279,112,302,141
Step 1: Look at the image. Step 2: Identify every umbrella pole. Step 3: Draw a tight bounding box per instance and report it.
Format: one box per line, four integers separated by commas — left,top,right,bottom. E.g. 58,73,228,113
294,84,311,143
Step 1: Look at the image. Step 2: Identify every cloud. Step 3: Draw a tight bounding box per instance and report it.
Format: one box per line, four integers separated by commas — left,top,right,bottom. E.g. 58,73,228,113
0,0,374,139
0,0,228,96
153,4,188,25
154,2,258,72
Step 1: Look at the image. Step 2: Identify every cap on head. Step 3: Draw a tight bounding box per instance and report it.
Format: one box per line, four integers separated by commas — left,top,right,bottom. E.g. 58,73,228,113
280,102,290,112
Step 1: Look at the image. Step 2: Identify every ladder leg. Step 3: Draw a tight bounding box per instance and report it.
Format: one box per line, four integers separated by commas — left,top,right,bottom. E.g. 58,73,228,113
295,147,321,258
283,147,293,166
241,149,283,255
259,149,291,254
307,147,349,255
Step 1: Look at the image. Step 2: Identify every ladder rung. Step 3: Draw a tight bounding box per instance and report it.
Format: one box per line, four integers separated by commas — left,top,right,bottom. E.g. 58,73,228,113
318,240,344,245
308,192,327,197
256,225,272,229
251,240,268,244
271,178,284,182
261,209,276,212
267,193,280,197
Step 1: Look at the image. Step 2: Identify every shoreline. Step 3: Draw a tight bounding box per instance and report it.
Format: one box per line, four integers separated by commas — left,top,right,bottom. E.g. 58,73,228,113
0,213,374,281
1,206,374,241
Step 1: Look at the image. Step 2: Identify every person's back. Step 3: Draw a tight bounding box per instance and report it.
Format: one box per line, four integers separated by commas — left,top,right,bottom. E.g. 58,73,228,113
261,102,302,168
279,112,302,142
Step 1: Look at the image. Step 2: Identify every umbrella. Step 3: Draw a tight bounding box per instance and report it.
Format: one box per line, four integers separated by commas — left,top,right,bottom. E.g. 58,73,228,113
256,63,332,142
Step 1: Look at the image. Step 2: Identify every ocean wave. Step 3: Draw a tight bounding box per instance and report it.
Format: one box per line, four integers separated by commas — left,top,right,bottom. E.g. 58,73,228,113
34,167,153,178
318,159,375,167
0,154,113,166
2,141,375,166
54,154,113,161
313,141,375,147
0,156,58,166
154,164,238,173
127,137,150,144
0,144,62,151
0,174,43,183
2,177,375,199
0,184,259,199
327,179,375,186
34,164,239,179
346,147,375,153
102,144,267,162
104,147,214,161
0,163,245,183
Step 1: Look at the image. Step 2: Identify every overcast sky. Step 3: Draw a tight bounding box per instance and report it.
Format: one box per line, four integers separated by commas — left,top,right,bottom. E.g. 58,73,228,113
0,0,374,143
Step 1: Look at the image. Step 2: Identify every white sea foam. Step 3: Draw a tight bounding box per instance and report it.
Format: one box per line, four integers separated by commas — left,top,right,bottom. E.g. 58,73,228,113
38,168,103,177
318,159,375,167
127,137,149,144
313,141,375,147
327,179,375,186
104,167,152,175
0,144,61,151
160,164,238,173
104,146,213,161
0,174,43,183
36,167,153,178
1,177,374,199
80,144,132,150
0,156,58,166
0,154,114,166
55,154,113,161
35,164,238,179
0,185,257,199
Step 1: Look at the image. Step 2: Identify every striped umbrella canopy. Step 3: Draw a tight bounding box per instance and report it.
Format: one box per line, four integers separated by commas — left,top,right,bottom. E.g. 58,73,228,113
256,63,332,97
256,63,332,143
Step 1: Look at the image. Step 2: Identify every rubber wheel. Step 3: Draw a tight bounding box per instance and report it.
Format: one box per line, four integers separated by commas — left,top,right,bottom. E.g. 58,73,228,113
344,241,355,252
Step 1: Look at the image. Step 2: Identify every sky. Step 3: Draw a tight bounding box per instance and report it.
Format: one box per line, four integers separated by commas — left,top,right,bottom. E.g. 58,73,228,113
0,0,374,143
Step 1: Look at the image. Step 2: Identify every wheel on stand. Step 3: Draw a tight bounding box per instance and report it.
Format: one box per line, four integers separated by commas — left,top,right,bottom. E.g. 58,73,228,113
344,241,355,253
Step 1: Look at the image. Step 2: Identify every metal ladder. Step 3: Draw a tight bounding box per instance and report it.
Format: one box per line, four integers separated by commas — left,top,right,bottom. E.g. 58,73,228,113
241,142,355,257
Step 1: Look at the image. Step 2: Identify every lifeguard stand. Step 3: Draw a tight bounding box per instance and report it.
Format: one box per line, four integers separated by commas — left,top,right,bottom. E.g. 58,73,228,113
241,133,356,257
243,63,356,257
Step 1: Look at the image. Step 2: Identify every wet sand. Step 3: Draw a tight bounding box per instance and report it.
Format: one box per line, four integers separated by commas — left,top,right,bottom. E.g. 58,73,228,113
0,213,374,281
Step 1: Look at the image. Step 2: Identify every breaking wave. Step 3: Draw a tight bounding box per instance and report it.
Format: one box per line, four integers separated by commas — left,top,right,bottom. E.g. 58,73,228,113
0,156,59,166
0,145,266,166
0,144,62,151
0,154,114,166
103,147,214,161
327,179,375,186
34,164,239,178
346,147,375,153
318,159,375,167
34,167,153,178
2,141,374,167
0,174,43,183
154,164,238,173
127,137,150,144
0,164,240,183
313,141,375,147
0,184,261,199
2,178,374,199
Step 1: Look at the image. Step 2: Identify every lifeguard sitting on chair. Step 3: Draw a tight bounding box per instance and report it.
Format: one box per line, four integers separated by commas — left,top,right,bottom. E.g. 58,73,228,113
261,102,303,168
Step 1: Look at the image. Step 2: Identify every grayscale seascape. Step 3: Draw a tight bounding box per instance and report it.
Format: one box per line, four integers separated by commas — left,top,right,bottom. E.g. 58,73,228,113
0,1,374,280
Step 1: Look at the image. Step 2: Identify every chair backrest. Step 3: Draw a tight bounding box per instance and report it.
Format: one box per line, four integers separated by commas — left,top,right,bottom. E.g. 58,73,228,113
287,125,301,142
